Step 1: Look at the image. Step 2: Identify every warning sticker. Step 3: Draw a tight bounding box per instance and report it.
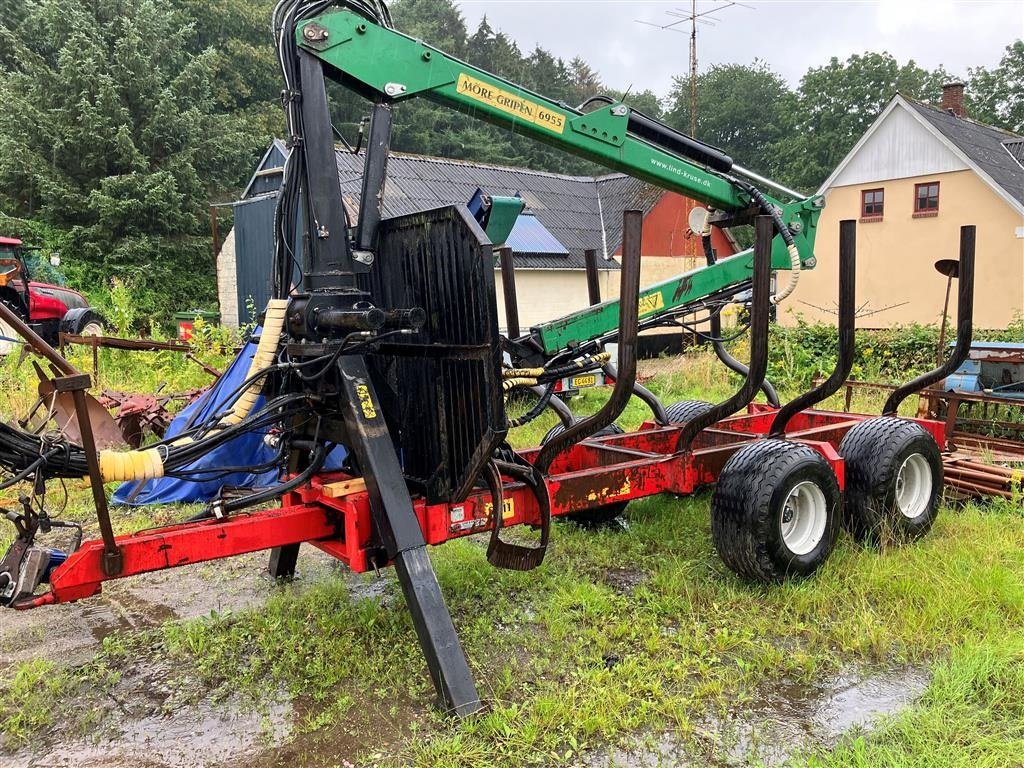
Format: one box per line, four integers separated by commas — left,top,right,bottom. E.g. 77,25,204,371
484,498,516,521
638,292,665,316
355,383,377,420
457,73,566,134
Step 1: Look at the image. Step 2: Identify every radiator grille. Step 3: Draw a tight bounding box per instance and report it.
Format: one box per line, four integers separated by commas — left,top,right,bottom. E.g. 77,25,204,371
368,205,507,503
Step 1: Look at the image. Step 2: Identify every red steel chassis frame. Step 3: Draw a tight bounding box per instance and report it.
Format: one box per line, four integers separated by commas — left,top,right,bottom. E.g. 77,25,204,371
23,406,946,608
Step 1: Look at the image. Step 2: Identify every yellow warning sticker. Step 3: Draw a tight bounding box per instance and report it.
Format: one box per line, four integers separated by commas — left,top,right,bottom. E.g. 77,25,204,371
355,383,377,420
484,498,516,521
638,292,665,316
457,73,566,134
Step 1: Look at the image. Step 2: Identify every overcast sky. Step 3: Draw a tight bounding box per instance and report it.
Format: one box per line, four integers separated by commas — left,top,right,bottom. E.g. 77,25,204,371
457,0,1023,99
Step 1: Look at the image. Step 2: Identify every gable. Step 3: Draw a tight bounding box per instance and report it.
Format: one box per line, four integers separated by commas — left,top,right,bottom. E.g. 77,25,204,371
831,104,968,188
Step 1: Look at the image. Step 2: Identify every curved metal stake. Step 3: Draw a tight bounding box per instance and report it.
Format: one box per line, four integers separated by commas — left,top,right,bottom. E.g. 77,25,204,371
710,312,781,407
675,215,773,452
770,219,857,436
883,225,975,415
533,210,643,475
602,363,671,425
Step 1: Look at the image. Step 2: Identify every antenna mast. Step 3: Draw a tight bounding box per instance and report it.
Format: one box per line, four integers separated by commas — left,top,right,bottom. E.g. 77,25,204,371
636,1,750,138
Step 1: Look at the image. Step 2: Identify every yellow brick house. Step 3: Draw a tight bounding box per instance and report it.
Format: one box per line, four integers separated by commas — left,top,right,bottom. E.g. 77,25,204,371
784,84,1024,330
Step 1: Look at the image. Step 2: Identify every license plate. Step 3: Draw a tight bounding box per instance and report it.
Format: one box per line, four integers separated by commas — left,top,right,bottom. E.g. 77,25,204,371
570,374,597,388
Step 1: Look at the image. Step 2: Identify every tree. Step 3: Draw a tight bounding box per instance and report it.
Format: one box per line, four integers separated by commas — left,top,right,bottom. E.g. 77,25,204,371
777,52,951,190
666,61,794,176
467,15,524,79
569,57,601,105
391,0,467,58
0,0,260,325
968,40,1024,134
172,0,283,140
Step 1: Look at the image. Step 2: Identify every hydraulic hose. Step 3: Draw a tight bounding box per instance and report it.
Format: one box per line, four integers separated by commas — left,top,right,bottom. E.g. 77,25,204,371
96,299,290,482
732,179,802,305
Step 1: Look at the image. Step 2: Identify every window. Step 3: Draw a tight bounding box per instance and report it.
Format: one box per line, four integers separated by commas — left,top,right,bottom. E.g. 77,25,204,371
914,182,940,216
861,188,884,220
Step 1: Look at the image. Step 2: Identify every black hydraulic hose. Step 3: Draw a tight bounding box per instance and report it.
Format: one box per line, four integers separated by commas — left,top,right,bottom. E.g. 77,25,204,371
709,312,781,408
702,234,717,266
507,381,556,428
576,94,615,111
734,179,796,250
219,443,329,515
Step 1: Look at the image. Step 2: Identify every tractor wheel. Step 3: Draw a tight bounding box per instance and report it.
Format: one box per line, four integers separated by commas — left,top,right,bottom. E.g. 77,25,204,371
60,308,105,337
839,417,942,544
542,422,628,527
0,296,27,356
665,399,713,424
711,439,840,583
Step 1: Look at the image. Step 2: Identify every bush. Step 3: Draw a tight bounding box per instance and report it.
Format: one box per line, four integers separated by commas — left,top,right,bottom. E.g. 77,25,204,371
763,317,1024,391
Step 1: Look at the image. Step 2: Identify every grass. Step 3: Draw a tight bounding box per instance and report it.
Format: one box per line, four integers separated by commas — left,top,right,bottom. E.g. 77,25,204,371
808,636,1024,768
3,492,1021,764
1,341,1023,765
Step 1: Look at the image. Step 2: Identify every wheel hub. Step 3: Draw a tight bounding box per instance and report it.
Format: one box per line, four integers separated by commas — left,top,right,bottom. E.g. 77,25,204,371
780,481,828,556
782,502,794,524
896,453,933,520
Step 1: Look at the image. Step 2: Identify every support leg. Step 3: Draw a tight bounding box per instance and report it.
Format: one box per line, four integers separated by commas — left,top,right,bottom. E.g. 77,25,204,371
336,355,480,716
268,544,300,579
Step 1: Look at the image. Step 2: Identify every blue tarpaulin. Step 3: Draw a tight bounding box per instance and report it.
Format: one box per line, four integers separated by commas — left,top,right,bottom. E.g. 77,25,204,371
112,331,346,506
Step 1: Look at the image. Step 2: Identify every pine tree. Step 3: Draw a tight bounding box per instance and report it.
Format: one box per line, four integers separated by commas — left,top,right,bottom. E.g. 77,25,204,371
0,0,261,324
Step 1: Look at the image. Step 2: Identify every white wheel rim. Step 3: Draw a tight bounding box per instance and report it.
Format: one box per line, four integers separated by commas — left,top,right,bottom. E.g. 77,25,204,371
896,453,932,519
81,322,103,336
780,480,828,556
0,318,15,355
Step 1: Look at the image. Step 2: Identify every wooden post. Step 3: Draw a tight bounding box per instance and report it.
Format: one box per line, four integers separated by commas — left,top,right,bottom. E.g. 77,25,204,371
498,246,520,338
584,248,601,306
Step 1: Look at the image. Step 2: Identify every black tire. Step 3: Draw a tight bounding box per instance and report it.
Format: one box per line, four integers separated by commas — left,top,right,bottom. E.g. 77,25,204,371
60,307,105,336
542,422,627,526
665,399,714,424
839,417,942,544
542,420,624,444
711,439,841,583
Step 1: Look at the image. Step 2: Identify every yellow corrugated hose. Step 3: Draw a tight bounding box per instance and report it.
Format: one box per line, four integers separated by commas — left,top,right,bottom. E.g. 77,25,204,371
96,299,290,482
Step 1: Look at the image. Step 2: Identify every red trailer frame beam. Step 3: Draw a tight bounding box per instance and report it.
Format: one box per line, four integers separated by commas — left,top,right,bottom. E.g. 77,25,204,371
20,408,946,609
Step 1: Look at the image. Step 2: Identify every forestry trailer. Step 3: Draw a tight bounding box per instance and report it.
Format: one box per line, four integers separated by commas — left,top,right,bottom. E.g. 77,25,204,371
0,0,975,716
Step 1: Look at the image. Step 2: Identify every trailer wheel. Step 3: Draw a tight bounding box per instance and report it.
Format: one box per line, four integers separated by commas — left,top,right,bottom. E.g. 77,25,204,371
542,422,627,526
542,420,624,445
665,399,713,424
711,439,840,582
839,417,942,544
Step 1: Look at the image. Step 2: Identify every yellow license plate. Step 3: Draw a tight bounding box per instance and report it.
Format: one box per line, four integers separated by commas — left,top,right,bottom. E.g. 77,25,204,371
570,374,597,388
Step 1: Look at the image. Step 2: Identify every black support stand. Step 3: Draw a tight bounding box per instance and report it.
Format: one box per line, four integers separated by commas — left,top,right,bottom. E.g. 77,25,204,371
273,52,481,716
336,356,480,715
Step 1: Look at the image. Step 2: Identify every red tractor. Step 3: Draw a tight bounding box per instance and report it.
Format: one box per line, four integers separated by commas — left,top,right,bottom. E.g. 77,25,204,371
0,236,104,354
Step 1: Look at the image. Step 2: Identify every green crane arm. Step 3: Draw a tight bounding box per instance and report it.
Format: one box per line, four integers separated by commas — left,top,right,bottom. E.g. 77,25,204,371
296,9,824,355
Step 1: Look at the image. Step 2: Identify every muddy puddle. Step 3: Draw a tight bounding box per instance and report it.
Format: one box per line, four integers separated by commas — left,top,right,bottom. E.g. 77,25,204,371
1,544,396,768
6,697,293,768
604,566,649,594
579,665,930,767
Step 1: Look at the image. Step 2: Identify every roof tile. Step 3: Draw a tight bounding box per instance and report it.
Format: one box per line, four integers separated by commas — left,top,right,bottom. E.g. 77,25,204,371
907,99,1024,209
